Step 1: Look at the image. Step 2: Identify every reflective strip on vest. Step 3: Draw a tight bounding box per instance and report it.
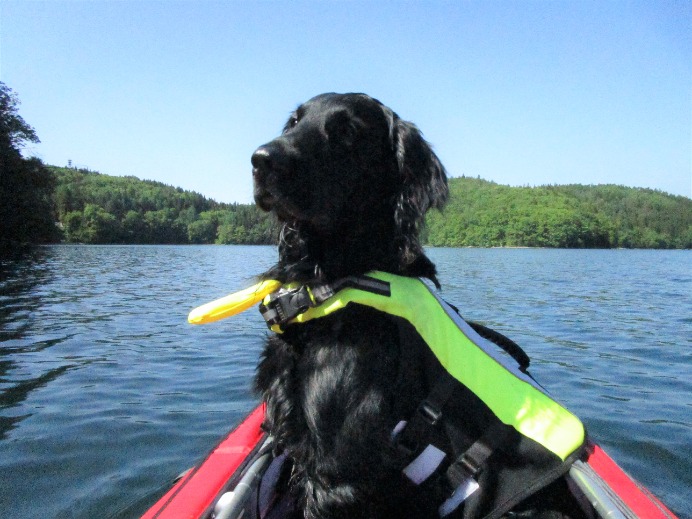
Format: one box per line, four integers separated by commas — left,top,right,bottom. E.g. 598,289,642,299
285,271,585,461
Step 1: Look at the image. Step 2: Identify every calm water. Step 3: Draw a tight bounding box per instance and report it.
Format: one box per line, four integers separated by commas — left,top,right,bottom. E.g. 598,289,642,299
0,246,690,518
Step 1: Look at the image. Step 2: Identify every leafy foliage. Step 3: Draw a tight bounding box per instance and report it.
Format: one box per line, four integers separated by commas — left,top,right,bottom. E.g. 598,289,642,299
3,78,688,251
0,82,60,248
50,167,278,245
0,82,39,150
425,177,691,249
50,169,690,249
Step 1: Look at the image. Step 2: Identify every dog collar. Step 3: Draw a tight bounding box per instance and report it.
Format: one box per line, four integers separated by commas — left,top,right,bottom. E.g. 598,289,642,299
259,274,392,333
187,273,391,330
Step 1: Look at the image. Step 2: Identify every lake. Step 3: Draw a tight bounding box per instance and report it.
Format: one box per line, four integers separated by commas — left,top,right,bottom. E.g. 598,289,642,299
0,245,689,518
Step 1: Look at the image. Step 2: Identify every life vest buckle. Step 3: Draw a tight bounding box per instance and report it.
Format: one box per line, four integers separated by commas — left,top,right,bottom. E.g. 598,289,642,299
260,286,313,329
417,400,443,426
448,453,481,484
259,275,392,332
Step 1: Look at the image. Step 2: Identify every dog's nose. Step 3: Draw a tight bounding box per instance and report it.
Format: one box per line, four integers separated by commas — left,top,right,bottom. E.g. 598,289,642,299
252,144,285,211
252,142,290,179
251,146,273,175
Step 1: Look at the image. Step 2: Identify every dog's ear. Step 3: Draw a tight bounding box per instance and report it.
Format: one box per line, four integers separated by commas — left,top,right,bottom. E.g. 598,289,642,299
394,118,448,210
389,114,448,253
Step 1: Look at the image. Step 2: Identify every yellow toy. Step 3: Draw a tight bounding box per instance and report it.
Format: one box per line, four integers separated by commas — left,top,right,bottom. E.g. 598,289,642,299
188,279,282,324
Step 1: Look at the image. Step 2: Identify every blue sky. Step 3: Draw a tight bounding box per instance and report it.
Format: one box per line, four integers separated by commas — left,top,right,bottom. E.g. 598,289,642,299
2,1,690,203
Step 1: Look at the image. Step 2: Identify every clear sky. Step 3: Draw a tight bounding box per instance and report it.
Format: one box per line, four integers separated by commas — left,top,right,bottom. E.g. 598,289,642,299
2,1,690,203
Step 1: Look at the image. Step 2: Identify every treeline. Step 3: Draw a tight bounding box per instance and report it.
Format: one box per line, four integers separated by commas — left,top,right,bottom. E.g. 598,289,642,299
1,82,61,249
51,167,278,245
51,169,691,249
425,177,691,249
3,82,690,250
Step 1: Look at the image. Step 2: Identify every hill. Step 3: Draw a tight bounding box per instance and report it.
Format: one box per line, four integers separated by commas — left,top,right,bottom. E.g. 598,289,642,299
50,167,277,245
49,168,691,249
425,177,691,249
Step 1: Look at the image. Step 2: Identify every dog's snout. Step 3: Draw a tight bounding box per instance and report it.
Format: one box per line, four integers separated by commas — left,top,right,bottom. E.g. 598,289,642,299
252,142,290,211
251,146,273,175
252,142,290,177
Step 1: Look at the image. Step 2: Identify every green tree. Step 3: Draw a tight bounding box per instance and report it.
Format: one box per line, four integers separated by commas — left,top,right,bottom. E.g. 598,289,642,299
47,164,689,248
143,209,186,243
63,205,119,243
0,82,59,248
187,218,216,243
82,204,119,243
0,83,38,149
63,210,86,242
122,210,147,243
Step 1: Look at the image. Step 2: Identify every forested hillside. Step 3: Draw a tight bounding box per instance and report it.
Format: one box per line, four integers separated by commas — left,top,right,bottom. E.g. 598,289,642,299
50,167,277,245
50,168,691,249
425,177,691,249
4,82,688,250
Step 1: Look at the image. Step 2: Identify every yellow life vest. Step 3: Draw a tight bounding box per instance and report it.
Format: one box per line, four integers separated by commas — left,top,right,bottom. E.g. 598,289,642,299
188,271,585,463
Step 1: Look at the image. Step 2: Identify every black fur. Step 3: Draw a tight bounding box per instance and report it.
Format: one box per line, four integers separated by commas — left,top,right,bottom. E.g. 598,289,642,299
252,93,448,518
250,94,585,519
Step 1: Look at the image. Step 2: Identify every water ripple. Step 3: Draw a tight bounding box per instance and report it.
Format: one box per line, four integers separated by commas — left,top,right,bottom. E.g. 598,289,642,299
0,246,689,518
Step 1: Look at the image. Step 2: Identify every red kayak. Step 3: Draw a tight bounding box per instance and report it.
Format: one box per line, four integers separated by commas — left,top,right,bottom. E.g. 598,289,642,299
142,404,267,519
142,402,677,519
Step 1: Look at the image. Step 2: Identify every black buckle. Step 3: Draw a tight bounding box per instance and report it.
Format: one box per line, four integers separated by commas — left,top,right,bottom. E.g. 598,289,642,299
417,400,443,426
393,400,443,457
258,275,392,331
259,286,313,329
394,429,419,457
447,454,480,486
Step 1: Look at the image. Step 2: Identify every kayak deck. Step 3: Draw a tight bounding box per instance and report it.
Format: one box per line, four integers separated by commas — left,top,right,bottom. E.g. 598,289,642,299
142,403,677,519
142,404,266,519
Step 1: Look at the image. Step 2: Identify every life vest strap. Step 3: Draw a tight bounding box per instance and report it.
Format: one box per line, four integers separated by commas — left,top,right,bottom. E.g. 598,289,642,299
439,422,510,516
446,421,509,487
259,275,391,332
394,373,457,456
394,370,512,517
260,285,313,328
466,321,531,372
402,444,447,486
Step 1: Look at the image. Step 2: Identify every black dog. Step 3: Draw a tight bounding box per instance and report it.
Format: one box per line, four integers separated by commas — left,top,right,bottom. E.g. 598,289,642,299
252,93,449,518
250,94,587,519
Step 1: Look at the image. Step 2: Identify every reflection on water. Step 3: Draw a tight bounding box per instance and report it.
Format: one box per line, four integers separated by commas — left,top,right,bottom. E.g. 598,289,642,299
0,247,66,438
0,364,75,439
0,246,690,518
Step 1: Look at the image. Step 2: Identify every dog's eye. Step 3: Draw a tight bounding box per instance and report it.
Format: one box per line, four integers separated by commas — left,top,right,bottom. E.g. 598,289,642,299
283,114,300,133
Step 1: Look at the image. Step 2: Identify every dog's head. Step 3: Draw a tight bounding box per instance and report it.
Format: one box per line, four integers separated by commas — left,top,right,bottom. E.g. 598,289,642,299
252,93,448,281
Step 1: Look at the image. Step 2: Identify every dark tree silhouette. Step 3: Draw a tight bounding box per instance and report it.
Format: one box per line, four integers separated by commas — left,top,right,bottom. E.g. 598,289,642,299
0,82,59,248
